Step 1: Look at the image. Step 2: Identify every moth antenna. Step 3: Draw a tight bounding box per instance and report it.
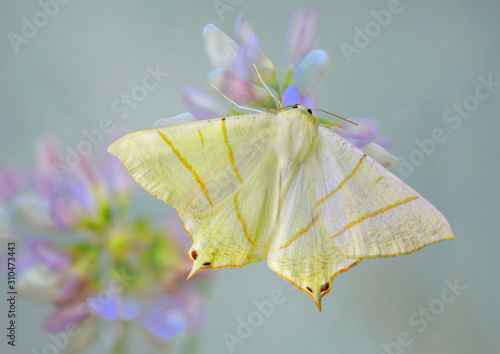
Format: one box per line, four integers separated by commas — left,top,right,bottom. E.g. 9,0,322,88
314,108,359,126
269,104,299,114
210,84,263,114
252,63,282,108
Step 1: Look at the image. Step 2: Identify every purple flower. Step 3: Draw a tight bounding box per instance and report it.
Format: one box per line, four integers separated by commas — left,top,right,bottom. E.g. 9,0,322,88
98,154,131,196
45,301,92,334
35,135,96,187
55,276,90,306
49,175,96,230
333,118,399,171
234,12,255,46
4,127,211,353
283,8,318,68
293,49,331,96
25,238,71,271
45,275,92,335
176,8,396,175
233,36,263,83
89,293,140,321
14,136,99,230
97,131,134,196
282,84,317,108
35,136,63,180
199,17,279,113
0,166,25,203
174,290,208,332
141,296,186,341
18,238,71,300
342,118,390,149
208,68,270,105
233,36,275,84
181,87,226,120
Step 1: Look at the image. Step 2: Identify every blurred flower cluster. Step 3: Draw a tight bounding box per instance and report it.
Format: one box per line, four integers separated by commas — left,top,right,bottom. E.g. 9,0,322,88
0,135,210,353
159,8,399,171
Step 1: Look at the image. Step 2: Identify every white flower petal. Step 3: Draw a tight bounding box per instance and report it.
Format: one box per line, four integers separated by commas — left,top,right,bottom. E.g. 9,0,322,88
361,142,400,172
203,24,239,69
293,50,331,95
13,194,55,229
18,263,66,300
153,113,197,128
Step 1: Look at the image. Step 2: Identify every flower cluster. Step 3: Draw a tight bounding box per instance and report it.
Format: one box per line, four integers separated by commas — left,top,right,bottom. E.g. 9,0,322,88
163,8,399,170
1,135,209,352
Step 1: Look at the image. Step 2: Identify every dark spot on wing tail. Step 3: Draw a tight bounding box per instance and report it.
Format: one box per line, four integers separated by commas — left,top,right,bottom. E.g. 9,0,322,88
190,250,197,260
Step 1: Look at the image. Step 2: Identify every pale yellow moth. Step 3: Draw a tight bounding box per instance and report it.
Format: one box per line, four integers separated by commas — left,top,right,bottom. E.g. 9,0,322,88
108,105,454,311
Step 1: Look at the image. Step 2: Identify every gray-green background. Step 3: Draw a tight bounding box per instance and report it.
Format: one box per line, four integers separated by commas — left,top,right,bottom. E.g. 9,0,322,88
1,0,499,353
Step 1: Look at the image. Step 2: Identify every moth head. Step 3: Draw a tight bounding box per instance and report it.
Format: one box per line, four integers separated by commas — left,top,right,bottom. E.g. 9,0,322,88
277,104,317,127
292,104,313,115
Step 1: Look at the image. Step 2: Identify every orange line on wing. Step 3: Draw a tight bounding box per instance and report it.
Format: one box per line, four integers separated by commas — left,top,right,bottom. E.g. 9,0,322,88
198,129,204,147
374,176,382,184
233,197,253,245
331,196,418,240
157,131,213,207
347,238,455,259
177,211,256,276
272,215,320,251
317,154,366,206
221,118,243,185
187,263,250,279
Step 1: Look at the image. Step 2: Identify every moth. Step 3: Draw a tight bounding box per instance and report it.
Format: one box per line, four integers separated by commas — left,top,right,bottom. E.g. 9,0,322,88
108,104,454,311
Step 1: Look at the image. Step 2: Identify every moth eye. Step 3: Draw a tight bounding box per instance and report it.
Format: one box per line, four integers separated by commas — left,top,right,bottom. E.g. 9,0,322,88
306,287,313,293
203,261,211,266
190,250,197,260
321,283,329,292
292,104,298,108
307,108,313,114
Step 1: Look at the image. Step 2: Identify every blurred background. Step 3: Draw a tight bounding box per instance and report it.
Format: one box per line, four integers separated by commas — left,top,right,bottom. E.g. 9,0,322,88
1,0,499,353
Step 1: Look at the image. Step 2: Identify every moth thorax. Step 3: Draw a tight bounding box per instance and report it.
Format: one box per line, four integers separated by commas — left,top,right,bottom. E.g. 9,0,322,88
275,109,318,164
